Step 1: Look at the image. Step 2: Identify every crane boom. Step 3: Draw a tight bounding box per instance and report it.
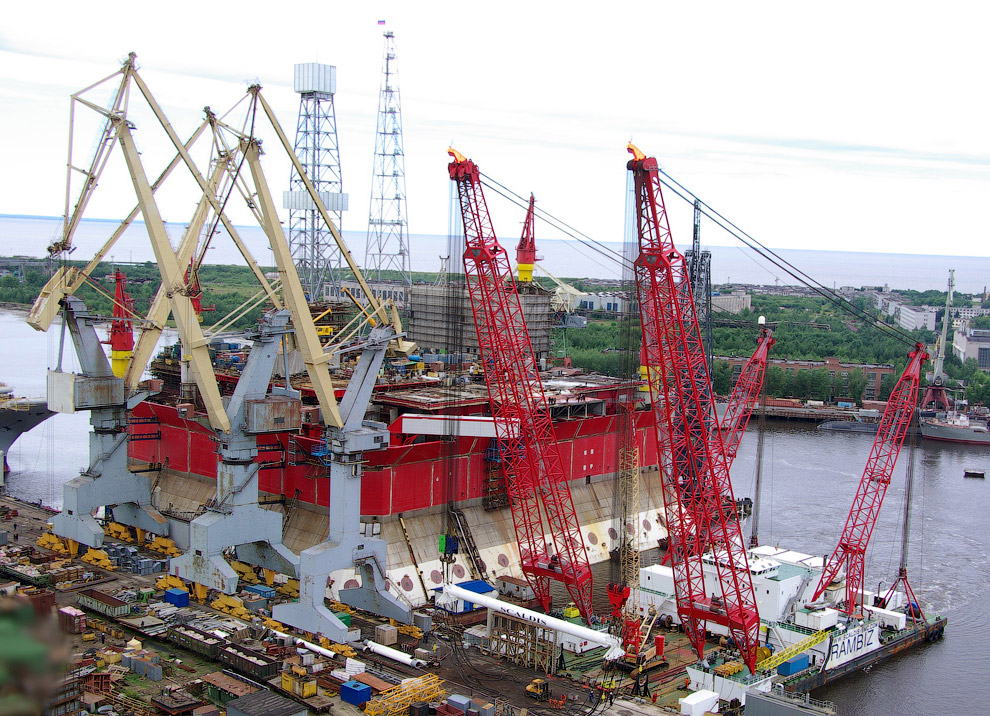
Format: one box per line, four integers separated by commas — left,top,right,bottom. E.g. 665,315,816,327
812,343,927,615
449,150,594,619
516,193,538,282
719,325,775,464
627,145,760,671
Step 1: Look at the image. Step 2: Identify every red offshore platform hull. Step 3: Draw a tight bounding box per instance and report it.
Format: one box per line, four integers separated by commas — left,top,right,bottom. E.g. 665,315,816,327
128,400,659,516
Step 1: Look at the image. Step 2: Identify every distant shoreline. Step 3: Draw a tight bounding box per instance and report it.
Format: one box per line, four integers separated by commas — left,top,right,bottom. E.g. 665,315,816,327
0,214,984,261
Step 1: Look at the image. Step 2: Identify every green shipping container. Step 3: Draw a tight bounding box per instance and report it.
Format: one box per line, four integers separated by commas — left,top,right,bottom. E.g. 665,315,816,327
334,611,351,627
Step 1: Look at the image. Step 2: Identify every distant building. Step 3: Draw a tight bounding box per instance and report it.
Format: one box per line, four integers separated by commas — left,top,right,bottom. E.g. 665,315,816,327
898,305,936,331
952,322,990,371
711,290,751,315
577,292,631,314
872,293,900,318
951,306,990,320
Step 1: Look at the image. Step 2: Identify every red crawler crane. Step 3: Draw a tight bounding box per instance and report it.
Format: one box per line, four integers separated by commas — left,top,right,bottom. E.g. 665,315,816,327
448,149,594,619
627,144,761,671
812,343,927,616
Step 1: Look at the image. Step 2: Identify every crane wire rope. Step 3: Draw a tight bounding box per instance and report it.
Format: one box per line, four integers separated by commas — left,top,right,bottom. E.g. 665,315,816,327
478,170,920,349
656,169,920,348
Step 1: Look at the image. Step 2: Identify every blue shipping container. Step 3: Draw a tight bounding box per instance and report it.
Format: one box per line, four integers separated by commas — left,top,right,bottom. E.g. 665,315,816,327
244,584,276,600
341,681,372,706
777,653,810,676
164,588,190,607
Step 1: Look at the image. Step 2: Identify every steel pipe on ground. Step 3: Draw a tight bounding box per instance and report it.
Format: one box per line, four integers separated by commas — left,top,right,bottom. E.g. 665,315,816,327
364,639,426,667
438,582,624,660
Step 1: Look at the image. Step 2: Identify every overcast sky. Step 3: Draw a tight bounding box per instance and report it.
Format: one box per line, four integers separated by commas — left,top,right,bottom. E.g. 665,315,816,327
2,1,988,268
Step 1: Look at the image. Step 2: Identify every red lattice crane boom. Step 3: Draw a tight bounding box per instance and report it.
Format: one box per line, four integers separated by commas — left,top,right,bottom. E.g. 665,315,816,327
627,145,760,671
448,149,594,619
516,193,538,283
719,324,774,464
812,343,927,615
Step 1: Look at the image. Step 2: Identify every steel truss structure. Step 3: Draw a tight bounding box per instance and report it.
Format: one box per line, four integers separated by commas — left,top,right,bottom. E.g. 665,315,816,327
813,343,927,616
448,149,594,619
627,145,760,671
286,63,348,301
364,32,411,289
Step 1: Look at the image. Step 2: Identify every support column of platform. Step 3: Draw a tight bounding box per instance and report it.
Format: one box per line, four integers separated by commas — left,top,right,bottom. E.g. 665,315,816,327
51,297,167,548
274,327,412,642
169,311,300,593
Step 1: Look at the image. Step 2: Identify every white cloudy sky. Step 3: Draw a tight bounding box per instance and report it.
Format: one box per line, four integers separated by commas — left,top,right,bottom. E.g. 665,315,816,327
1,1,988,262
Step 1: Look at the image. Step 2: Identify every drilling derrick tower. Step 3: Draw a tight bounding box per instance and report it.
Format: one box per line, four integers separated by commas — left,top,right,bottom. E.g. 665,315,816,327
365,31,411,291
285,63,349,301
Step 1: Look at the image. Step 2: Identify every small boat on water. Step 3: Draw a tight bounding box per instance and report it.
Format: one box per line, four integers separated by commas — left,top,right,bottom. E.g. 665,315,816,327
963,468,985,479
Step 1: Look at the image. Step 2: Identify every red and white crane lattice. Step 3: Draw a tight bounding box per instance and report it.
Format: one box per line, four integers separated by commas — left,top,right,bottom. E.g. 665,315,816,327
448,149,595,619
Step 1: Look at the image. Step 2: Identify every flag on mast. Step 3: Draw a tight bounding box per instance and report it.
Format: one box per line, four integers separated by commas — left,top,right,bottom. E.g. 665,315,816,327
378,19,386,25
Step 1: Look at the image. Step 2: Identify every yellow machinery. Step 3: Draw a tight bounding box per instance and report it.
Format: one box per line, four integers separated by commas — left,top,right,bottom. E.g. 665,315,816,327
364,674,445,716
387,618,424,640
328,600,355,615
191,582,209,604
155,574,188,593
319,637,357,658
398,624,424,640
148,536,181,557
104,522,134,542
526,679,550,701
277,578,300,599
281,666,318,699
211,593,251,621
229,560,260,585
36,531,80,557
713,661,745,677
81,548,115,571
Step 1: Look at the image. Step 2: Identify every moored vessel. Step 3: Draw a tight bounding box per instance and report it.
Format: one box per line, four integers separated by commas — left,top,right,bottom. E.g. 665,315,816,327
0,382,53,483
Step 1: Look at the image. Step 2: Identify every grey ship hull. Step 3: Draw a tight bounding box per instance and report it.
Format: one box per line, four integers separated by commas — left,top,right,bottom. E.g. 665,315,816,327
0,399,54,472
920,418,990,445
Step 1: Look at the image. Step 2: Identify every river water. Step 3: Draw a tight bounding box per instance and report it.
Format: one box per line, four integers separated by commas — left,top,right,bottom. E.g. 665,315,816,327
1,309,986,714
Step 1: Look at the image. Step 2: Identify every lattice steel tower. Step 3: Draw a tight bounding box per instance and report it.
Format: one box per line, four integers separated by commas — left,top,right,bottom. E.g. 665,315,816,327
284,63,349,301
364,32,411,288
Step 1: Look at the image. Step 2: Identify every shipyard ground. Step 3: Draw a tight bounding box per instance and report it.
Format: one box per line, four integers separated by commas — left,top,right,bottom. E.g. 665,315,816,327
1,493,720,715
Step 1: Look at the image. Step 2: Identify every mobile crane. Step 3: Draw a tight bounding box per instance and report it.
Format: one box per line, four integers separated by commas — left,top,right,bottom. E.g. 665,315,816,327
626,144,761,671
448,149,594,619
